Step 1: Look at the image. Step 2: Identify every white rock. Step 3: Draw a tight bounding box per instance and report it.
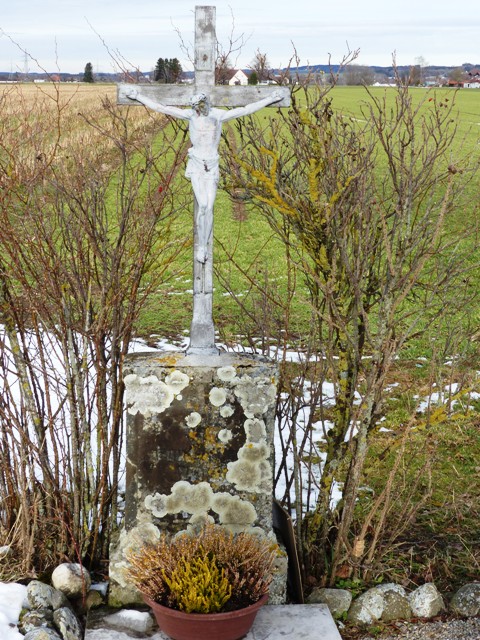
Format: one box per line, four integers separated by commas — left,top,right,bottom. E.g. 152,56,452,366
375,583,407,596
347,587,384,624
408,583,444,618
104,609,154,634
51,563,92,598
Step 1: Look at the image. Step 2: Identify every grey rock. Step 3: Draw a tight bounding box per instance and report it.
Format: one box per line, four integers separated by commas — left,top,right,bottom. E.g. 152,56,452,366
19,608,55,634
24,629,63,640
307,587,352,617
408,582,444,618
381,589,412,622
51,563,92,599
53,606,83,640
27,581,69,611
450,582,480,617
347,587,384,625
375,582,407,597
86,589,105,610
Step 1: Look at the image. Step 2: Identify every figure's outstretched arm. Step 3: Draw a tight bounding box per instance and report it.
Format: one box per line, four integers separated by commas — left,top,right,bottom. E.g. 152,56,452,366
126,88,191,120
219,89,284,122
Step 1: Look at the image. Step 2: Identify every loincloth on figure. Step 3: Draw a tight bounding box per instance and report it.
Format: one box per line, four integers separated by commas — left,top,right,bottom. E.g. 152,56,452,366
185,148,220,183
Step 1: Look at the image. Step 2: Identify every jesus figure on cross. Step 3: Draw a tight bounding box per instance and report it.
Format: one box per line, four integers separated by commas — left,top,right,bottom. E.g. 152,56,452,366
127,88,283,264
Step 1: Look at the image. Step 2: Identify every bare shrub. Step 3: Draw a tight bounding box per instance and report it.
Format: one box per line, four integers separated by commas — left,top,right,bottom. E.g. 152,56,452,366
221,71,479,586
0,84,190,575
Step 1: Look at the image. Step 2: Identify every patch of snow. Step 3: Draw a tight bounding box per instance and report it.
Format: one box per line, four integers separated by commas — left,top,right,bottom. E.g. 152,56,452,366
0,582,28,640
91,582,109,596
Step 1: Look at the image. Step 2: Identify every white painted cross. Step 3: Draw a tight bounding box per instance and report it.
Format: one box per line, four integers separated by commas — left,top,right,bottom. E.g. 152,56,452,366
118,6,290,355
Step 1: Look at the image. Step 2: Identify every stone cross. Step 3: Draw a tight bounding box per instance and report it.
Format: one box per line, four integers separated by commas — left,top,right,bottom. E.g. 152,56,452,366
118,6,290,355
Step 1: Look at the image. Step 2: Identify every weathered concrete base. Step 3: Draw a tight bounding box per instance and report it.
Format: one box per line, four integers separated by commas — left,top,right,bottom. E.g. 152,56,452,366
85,604,342,640
110,350,287,607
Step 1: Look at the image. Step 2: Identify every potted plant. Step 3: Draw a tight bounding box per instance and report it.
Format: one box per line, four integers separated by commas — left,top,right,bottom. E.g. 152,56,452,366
125,523,277,640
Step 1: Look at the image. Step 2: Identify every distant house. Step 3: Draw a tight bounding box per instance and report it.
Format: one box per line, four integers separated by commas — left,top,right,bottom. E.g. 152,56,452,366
227,69,249,86
464,68,480,89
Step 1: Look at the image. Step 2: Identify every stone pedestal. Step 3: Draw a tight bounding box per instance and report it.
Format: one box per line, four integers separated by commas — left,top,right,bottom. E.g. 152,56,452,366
109,351,287,607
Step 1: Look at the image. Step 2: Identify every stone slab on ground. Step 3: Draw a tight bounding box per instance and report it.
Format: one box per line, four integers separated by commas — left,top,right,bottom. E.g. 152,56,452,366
85,604,342,640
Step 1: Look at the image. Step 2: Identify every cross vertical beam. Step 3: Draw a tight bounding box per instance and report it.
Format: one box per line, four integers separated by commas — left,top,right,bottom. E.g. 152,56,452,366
194,6,216,89
188,5,218,355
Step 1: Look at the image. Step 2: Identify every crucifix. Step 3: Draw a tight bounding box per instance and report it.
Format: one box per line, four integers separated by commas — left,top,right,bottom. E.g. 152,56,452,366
118,6,290,355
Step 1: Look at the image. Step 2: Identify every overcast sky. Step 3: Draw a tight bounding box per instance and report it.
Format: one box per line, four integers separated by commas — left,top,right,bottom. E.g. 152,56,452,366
1,0,479,75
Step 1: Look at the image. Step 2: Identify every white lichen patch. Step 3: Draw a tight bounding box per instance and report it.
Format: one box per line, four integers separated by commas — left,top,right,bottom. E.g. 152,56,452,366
111,522,161,587
257,460,272,493
165,370,190,394
220,405,234,418
124,374,174,417
167,481,213,515
226,460,262,491
122,522,161,555
144,492,168,518
218,428,233,443
209,387,227,407
225,411,272,493
185,412,202,428
212,493,257,526
244,418,267,443
217,366,237,382
110,560,130,588
233,375,276,418
210,493,232,513
238,442,270,462
188,513,215,528
145,486,260,533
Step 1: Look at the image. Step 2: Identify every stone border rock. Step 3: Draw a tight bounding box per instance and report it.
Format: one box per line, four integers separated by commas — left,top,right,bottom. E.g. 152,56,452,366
307,581,480,626
16,563,106,640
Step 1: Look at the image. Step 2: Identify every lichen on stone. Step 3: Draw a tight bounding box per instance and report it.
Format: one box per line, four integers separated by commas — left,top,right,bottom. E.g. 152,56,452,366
217,366,237,382
218,428,233,443
144,492,169,518
233,375,276,418
219,496,257,527
165,370,190,395
238,442,270,462
185,412,202,428
244,418,267,443
209,387,228,407
210,493,232,513
167,481,214,515
220,405,234,418
111,522,161,587
226,459,262,491
124,374,174,417
188,513,215,529
213,494,257,526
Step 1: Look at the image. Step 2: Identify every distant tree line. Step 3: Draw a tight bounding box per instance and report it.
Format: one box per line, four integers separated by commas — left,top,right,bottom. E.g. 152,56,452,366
154,58,183,83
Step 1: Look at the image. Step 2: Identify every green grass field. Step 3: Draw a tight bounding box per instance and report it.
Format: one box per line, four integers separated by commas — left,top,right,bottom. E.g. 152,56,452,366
136,85,480,353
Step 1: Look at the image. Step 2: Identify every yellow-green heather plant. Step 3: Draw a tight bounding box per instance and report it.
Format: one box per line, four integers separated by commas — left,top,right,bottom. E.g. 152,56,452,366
162,552,232,613
126,524,276,613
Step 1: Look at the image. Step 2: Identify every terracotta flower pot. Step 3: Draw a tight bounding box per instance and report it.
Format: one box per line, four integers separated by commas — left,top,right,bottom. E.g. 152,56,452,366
144,593,268,640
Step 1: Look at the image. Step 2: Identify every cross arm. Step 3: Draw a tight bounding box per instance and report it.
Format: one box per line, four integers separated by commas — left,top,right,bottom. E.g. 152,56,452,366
219,89,286,122
117,84,291,108
124,87,191,120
